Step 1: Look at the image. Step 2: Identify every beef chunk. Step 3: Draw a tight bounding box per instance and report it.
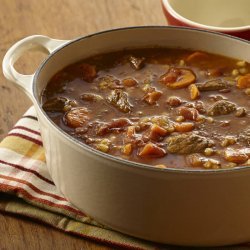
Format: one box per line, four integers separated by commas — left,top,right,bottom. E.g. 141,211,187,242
99,76,123,90
64,107,90,128
207,100,237,116
178,106,199,121
194,101,206,114
107,89,133,113
78,63,97,82
186,153,206,168
141,115,175,132
97,118,133,135
167,133,214,154
239,129,250,146
167,96,182,107
129,56,145,70
235,107,247,117
196,79,229,91
42,97,69,112
184,101,206,114
186,154,221,169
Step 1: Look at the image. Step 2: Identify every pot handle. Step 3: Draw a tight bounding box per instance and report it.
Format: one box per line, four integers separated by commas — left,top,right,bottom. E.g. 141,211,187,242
2,35,70,98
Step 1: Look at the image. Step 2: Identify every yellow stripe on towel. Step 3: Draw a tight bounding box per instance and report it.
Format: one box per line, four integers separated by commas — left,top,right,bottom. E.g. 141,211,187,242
0,136,45,162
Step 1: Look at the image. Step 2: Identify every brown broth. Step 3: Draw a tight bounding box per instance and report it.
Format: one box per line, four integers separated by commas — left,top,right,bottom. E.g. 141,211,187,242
41,48,250,170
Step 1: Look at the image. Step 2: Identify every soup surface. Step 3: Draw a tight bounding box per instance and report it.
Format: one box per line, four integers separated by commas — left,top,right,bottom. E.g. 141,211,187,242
42,48,250,170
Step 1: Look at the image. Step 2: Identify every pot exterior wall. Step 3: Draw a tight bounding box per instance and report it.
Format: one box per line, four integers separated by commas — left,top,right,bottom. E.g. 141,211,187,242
28,27,250,245
36,104,250,246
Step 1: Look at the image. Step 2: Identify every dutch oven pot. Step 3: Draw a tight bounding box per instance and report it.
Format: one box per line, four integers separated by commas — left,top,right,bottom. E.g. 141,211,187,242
2,27,250,246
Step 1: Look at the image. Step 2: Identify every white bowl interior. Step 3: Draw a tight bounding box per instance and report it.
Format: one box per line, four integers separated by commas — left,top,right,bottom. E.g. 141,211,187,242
167,0,250,28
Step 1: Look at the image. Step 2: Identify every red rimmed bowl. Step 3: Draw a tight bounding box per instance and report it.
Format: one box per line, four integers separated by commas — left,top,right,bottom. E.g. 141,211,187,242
2,26,250,246
162,0,250,40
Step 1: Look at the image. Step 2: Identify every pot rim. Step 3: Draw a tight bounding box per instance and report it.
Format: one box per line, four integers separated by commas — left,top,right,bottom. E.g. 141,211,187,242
33,25,250,174
162,0,250,32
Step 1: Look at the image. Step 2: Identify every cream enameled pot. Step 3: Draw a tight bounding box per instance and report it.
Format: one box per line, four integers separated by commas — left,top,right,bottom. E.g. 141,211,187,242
2,27,250,246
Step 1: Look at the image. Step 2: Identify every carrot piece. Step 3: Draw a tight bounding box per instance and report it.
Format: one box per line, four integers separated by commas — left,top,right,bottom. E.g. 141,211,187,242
151,124,168,136
237,74,250,89
139,143,166,157
174,122,195,132
149,124,168,141
159,68,196,89
186,51,208,63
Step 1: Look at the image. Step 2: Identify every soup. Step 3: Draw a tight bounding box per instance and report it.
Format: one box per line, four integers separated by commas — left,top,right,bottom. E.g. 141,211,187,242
41,48,250,169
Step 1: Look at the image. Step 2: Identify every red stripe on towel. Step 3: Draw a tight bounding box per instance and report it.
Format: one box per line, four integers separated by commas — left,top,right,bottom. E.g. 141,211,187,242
0,174,66,201
0,159,54,185
0,183,85,216
14,126,41,136
7,133,43,146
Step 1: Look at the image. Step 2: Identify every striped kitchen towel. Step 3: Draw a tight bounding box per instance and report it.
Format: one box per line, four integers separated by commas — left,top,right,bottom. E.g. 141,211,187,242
0,106,157,250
